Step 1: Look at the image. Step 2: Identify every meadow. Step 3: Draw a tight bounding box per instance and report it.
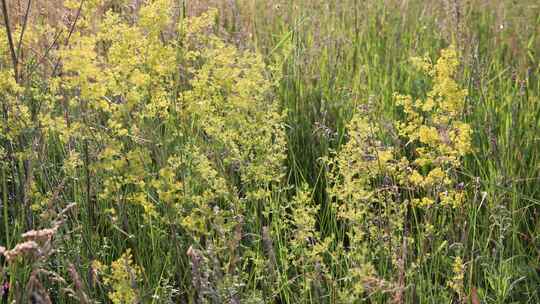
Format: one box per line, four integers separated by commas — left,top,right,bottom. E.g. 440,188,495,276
0,0,539,303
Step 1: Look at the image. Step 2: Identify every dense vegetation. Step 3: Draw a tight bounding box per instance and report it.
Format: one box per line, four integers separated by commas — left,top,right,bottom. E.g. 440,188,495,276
0,0,539,303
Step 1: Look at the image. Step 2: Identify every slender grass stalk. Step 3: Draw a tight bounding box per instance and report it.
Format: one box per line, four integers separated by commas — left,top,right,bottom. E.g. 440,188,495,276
1,0,18,81
2,165,8,246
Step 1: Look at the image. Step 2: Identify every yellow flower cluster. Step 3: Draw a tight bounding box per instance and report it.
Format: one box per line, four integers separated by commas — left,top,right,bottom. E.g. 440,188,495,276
327,112,402,298
400,47,471,151
101,249,142,304
332,46,472,213
327,46,472,294
448,256,465,301
396,46,471,208
0,2,286,299
0,71,25,141
48,1,286,233
181,10,287,201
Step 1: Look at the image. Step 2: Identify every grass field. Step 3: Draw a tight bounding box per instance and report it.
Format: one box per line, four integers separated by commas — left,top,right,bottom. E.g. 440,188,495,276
0,0,539,303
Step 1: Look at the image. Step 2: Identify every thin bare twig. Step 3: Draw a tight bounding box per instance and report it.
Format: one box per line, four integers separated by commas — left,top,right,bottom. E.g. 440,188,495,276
16,0,32,63
1,0,19,81
51,0,85,77
26,28,64,77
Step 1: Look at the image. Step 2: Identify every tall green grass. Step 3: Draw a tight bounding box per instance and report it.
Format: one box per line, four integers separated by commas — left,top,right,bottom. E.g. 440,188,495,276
0,0,539,303
234,0,540,302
